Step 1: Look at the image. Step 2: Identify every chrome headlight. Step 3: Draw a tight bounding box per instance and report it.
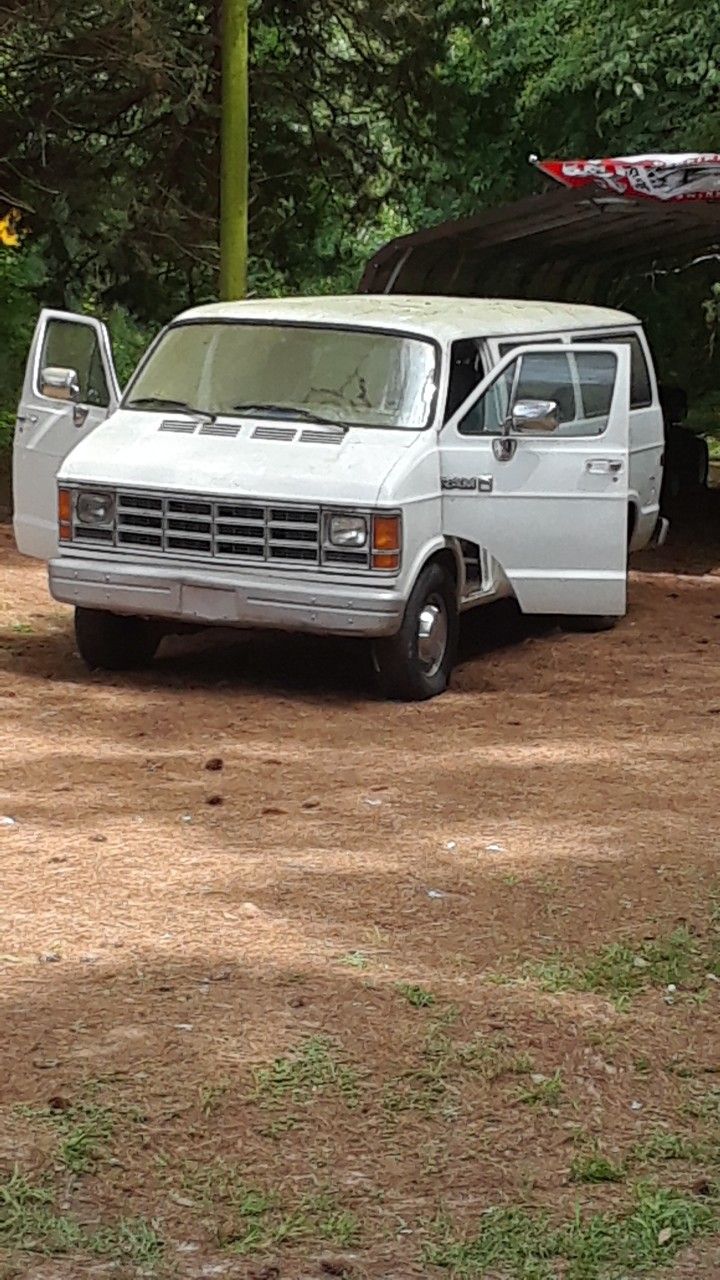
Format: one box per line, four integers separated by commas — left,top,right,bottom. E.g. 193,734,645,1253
76,490,116,526
327,514,368,548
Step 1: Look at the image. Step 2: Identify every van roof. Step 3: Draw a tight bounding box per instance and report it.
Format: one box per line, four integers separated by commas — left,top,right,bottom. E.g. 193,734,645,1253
176,295,640,343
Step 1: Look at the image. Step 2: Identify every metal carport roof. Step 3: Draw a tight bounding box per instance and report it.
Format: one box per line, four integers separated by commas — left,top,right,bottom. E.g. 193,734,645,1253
358,187,720,303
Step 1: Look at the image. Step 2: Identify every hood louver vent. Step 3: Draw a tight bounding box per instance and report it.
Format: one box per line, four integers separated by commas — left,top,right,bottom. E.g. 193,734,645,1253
252,425,297,442
159,419,198,434
299,429,345,445
199,422,242,439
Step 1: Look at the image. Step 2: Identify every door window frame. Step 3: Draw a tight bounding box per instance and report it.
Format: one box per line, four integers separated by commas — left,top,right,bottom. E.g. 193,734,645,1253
30,311,120,409
452,343,619,440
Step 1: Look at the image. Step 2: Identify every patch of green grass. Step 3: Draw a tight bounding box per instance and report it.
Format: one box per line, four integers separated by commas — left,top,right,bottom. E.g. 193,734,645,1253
570,1152,626,1184
339,950,369,969
425,1027,534,1081
686,1087,720,1121
383,1027,535,1118
15,1099,114,1174
396,983,436,1008
199,1080,230,1117
383,1068,448,1116
460,1041,534,1080
183,1160,276,1212
87,1217,163,1267
632,1056,652,1073
632,1130,704,1163
425,1183,718,1278
0,1170,80,1253
185,1162,360,1254
524,927,716,1006
0,1169,162,1266
315,1202,360,1246
252,1035,359,1108
259,1114,301,1140
516,1070,564,1108
194,1174,360,1256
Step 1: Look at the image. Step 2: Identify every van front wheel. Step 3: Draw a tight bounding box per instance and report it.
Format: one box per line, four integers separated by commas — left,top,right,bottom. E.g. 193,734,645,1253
75,607,158,671
562,614,618,633
373,562,458,701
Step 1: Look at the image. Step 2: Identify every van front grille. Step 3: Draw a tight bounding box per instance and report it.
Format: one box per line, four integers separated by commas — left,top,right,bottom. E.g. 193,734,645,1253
68,488,382,571
111,491,326,566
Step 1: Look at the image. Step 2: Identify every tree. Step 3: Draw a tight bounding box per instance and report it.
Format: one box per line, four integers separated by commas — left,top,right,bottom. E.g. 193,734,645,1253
0,0,718,331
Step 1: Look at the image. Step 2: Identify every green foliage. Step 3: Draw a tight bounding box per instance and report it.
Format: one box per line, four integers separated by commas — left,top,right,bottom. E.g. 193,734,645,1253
426,1184,718,1279
0,245,47,432
1,0,720,452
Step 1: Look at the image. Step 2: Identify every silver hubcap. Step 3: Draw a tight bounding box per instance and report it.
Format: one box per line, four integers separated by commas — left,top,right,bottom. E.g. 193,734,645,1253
417,595,448,677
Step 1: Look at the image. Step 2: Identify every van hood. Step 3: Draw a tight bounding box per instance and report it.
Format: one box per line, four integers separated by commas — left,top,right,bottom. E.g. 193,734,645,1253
59,410,420,505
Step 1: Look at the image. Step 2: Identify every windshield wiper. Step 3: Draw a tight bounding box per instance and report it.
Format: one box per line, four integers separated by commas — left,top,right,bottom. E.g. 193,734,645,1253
231,402,345,429
124,396,215,423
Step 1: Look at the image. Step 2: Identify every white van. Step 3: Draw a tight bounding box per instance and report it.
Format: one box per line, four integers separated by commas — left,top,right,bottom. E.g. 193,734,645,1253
13,296,666,700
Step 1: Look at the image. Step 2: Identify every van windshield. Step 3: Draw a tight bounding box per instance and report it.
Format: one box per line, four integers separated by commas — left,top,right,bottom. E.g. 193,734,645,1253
124,321,439,430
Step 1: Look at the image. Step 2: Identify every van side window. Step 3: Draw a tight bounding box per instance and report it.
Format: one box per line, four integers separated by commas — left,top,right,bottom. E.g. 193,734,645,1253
575,351,616,426
459,349,616,437
38,319,110,407
459,349,578,435
572,333,652,410
444,338,484,422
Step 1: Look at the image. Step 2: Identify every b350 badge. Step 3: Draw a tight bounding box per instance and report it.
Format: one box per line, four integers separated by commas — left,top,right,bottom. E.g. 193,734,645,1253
441,476,493,492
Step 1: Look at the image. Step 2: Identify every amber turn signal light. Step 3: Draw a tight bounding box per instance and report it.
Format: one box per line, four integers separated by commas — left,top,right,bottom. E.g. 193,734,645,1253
372,514,401,570
58,488,72,541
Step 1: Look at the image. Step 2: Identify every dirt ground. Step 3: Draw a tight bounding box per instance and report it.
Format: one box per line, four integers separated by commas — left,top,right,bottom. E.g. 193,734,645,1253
1,499,720,1280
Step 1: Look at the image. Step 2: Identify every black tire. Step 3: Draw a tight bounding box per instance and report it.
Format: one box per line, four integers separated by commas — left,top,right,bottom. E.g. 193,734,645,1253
373,561,458,701
75,607,158,671
562,614,618,634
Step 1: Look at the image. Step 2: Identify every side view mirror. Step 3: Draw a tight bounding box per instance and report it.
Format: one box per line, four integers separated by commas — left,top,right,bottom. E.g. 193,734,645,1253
41,366,80,402
510,398,560,435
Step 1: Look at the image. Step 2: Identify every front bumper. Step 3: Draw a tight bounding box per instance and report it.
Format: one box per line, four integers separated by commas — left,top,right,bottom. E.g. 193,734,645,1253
49,554,405,638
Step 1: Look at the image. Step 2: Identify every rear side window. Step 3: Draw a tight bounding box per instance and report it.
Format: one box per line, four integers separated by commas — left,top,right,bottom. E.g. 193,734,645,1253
573,332,652,410
575,351,616,423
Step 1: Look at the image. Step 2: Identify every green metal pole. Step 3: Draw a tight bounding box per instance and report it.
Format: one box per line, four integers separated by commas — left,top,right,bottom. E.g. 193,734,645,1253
219,0,249,300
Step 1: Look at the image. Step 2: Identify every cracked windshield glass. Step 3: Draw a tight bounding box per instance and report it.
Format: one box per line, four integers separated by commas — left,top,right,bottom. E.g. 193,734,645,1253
125,322,438,429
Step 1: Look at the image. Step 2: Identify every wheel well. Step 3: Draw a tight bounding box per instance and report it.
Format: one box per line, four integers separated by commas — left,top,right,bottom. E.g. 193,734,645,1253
422,547,460,595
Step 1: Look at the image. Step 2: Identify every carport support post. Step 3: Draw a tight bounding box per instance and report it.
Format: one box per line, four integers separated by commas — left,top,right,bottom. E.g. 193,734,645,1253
219,0,249,301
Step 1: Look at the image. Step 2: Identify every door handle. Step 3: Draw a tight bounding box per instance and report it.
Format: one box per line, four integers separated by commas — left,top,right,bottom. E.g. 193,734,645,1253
586,459,622,475
16,413,39,425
